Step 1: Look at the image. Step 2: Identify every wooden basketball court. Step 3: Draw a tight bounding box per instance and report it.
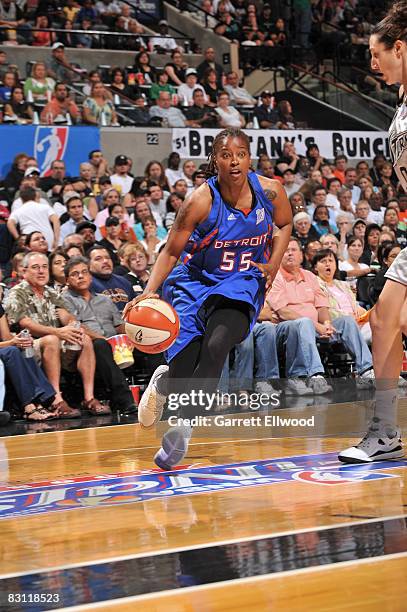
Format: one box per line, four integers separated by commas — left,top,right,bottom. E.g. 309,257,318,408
0,397,406,610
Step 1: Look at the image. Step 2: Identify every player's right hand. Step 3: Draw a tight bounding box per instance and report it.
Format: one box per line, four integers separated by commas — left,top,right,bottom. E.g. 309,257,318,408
123,292,160,318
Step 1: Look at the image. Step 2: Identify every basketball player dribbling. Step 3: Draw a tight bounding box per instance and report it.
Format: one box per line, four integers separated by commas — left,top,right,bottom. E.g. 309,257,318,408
339,1,407,463
124,128,293,470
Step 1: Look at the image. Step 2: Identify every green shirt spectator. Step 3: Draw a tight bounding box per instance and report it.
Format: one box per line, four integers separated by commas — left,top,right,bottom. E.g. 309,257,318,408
149,72,176,101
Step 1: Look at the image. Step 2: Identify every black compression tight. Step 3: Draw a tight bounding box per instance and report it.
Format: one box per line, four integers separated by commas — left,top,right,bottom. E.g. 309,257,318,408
158,299,250,417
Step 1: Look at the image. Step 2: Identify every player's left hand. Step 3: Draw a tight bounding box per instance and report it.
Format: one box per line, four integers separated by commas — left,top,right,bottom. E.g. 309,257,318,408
250,261,275,290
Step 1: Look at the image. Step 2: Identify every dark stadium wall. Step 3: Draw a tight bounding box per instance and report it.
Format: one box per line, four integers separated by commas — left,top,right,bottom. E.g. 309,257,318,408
273,90,385,131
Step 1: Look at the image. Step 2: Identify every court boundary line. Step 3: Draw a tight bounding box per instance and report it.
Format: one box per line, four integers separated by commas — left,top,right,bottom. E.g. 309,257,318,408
1,513,406,580
1,396,371,439
54,551,407,611
3,430,371,462
1,435,335,462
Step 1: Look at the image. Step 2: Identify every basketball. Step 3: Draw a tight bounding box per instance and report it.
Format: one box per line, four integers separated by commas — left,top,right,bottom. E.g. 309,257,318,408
124,298,180,354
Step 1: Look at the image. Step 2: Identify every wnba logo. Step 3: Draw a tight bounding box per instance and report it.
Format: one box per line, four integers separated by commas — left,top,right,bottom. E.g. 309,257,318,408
34,127,69,176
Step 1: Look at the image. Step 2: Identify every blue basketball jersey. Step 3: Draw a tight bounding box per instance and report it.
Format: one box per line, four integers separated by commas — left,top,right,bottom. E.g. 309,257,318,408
163,171,274,361
181,171,274,279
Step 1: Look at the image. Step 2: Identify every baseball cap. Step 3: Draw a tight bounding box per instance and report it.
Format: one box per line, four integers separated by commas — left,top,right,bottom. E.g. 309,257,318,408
261,90,272,97
0,204,10,220
159,19,168,25
105,216,120,227
185,68,197,77
24,167,40,177
63,191,81,205
52,42,64,50
114,154,128,166
76,221,96,233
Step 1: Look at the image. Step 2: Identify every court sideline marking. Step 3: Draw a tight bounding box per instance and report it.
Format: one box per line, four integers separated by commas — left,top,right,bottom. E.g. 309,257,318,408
0,398,367,439
0,435,334,462
1,513,406,580
55,551,407,611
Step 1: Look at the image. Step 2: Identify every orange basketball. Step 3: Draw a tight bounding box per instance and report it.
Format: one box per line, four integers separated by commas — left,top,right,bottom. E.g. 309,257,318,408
124,298,180,354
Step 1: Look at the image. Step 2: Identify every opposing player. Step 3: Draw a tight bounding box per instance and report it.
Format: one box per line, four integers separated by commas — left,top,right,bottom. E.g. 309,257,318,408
339,1,407,463
124,128,292,469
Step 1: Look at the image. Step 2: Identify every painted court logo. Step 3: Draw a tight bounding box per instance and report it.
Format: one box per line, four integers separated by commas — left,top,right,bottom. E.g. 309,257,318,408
0,453,405,519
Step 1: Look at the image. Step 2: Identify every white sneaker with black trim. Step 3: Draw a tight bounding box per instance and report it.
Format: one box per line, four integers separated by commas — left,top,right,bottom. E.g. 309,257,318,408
138,365,168,428
338,418,404,463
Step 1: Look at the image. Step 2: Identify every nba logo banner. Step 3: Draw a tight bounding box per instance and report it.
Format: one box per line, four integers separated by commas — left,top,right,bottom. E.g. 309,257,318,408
0,126,100,177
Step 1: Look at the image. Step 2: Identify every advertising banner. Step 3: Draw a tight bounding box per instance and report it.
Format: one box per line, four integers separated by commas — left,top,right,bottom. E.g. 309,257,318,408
172,128,389,160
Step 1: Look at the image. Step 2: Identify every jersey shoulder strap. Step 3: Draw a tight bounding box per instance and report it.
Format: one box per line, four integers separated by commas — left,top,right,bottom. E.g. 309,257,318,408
193,176,222,239
248,171,275,216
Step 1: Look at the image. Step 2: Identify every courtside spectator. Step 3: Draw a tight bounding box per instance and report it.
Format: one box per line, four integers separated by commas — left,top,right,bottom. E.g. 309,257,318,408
268,238,373,394
88,245,135,312
313,249,373,351
5,252,107,417
64,256,138,415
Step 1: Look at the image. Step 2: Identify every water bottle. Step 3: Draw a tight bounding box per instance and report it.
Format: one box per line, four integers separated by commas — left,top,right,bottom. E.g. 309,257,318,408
63,321,82,351
20,329,35,359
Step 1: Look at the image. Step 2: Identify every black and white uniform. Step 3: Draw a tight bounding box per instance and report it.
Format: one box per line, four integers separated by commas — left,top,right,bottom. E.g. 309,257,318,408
385,93,407,286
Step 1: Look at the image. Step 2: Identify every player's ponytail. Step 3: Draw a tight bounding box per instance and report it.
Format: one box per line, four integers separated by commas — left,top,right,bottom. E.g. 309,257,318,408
372,0,407,48
205,128,251,178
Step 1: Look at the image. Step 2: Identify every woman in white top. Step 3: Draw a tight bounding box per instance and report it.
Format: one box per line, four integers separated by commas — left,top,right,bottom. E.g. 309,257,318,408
338,236,370,292
215,91,245,128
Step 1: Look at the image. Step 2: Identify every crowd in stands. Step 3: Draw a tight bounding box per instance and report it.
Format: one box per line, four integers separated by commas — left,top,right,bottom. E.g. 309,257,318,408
0,0,386,56
0,140,406,424
0,44,302,128
0,0,394,128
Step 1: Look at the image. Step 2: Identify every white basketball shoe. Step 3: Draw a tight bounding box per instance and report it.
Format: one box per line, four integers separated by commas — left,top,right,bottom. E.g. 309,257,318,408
338,418,404,463
138,365,169,428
